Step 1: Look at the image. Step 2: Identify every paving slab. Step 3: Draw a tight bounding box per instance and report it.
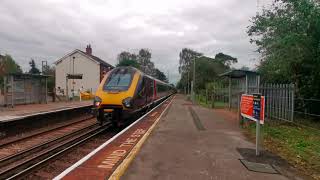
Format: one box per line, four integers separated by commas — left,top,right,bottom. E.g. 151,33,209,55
122,95,288,180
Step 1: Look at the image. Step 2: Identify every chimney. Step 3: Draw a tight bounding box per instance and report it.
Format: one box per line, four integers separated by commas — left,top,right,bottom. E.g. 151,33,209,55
86,44,92,55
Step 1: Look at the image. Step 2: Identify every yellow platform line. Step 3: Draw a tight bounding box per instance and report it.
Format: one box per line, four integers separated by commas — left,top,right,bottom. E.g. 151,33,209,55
108,96,175,180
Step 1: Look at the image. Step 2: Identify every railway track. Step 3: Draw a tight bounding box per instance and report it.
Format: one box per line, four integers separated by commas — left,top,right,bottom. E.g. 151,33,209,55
0,119,111,179
0,115,94,147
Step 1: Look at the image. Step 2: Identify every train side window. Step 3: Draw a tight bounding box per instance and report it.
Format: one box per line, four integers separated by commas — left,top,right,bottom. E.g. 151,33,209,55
138,77,146,97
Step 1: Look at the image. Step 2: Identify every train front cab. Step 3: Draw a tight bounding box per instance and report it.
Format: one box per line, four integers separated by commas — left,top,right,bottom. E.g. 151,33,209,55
94,67,160,127
94,67,138,126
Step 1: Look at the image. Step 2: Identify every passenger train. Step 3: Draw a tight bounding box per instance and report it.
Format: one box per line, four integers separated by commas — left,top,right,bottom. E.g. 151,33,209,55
93,66,175,126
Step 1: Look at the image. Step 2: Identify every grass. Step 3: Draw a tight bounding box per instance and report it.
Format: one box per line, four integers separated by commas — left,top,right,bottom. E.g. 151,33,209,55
193,93,320,178
245,121,320,179
195,94,227,108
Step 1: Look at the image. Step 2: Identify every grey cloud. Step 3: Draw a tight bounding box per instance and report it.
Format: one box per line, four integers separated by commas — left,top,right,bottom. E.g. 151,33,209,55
0,0,261,84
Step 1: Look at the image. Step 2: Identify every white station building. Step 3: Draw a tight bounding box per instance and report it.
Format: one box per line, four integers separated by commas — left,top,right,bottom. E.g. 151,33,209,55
54,45,114,97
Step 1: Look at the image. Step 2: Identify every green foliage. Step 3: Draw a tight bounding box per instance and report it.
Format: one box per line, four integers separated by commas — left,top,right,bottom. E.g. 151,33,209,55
117,59,140,68
192,56,228,91
178,48,202,75
0,54,22,88
116,49,168,82
246,122,320,177
247,0,320,102
177,48,202,91
154,68,167,82
214,52,238,67
28,59,40,74
138,49,154,75
177,49,234,92
42,65,55,91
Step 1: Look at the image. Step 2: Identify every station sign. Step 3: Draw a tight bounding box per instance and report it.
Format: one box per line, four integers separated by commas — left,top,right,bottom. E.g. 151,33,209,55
67,74,83,79
240,94,265,124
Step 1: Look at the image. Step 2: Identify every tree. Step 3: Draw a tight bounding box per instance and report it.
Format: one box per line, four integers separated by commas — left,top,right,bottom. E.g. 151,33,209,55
240,66,250,71
0,54,22,88
116,50,167,80
248,0,320,115
138,49,154,76
28,59,40,74
192,56,228,90
117,51,137,63
42,65,55,91
117,59,140,68
178,48,202,74
116,51,140,68
178,48,202,92
214,53,238,67
154,68,167,82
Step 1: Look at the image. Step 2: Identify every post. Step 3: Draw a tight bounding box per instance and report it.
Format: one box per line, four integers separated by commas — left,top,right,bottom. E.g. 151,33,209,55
245,75,248,94
256,116,260,156
72,57,75,99
187,71,189,95
257,75,260,93
211,92,215,108
3,76,7,106
238,93,242,125
291,84,294,121
11,75,14,108
191,81,194,103
45,77,48,104
79,89,82,102
193,57,196,103
228,77,231,109
206,88,208,105
66,76,69,101
253,93,262,156
24,77,27,104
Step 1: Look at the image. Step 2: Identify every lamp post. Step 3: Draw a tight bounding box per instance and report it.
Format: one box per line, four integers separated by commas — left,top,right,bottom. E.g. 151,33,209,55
72,56,75,99
192,57,196,103
41,60,47,75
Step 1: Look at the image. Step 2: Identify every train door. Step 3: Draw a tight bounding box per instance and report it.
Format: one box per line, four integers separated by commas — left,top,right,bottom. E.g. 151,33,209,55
146,78,154,104
153,80,157,100
134,76,147,109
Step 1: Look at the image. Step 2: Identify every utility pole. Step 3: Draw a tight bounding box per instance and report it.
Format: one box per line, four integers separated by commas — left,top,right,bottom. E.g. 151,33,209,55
192,57,196,103
41,60,47,75
187,71,189,95
72,56,75,99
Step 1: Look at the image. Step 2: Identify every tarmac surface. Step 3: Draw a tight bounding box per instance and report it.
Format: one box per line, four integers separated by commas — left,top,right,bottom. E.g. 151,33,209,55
122,95,289,180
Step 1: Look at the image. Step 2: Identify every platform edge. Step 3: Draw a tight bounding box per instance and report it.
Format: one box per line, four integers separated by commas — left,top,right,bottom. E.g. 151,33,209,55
108,95,175,180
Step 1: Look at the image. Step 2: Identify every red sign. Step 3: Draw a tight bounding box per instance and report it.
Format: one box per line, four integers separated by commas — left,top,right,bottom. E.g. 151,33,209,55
240,94,265,124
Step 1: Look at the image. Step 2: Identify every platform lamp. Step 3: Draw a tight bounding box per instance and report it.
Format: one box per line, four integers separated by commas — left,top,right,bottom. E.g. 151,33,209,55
41,60,47,75
72,56,75,99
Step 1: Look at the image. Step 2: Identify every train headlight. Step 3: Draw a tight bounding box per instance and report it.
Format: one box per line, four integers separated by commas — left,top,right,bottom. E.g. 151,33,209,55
122,97,133,108
94,96,102,107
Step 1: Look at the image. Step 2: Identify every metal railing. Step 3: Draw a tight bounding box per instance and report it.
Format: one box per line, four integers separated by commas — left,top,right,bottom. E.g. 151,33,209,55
195,83,320,129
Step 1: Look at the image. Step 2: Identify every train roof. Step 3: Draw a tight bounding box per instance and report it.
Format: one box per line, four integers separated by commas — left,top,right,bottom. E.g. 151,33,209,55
114,66,173,87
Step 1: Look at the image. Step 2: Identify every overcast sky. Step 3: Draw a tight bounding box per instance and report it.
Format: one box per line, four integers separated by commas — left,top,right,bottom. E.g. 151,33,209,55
0,0,272,84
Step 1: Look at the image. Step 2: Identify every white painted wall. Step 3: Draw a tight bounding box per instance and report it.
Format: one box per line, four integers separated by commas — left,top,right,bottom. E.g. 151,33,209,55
55,51,100,97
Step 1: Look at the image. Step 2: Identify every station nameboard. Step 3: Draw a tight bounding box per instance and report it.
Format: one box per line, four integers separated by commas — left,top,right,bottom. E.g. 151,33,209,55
240,94,265,124
67,74,83,79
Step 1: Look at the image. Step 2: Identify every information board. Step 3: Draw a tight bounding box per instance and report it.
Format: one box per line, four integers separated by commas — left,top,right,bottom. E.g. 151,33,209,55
240,94,265,124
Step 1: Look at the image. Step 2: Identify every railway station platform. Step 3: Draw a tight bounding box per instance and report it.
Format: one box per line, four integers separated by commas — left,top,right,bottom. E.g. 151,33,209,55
54,95,304,180
122,95,288,180
0,100,92,122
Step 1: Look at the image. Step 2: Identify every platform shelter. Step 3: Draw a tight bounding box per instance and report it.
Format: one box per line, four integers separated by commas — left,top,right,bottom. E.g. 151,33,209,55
219,70,260,109
3,73,49,107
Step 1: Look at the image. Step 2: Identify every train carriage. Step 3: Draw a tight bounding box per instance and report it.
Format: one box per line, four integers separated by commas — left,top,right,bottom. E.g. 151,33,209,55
93,66,175,126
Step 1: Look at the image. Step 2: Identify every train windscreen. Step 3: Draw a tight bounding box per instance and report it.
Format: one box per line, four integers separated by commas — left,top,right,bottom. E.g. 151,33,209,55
103,68,134,91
